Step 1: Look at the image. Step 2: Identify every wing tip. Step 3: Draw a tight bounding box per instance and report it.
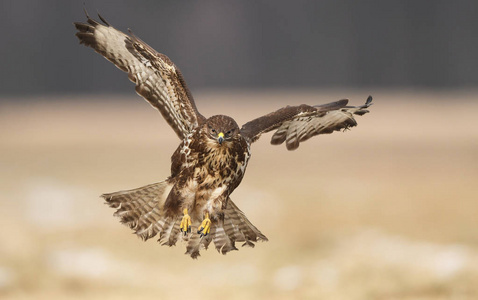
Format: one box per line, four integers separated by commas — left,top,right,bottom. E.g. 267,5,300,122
78,5,111,27
285,139,300,151
97,11,111,26
365,95,373,107
82,5,90,19
314,99,349,110
339,98,349,106
350,95,373,116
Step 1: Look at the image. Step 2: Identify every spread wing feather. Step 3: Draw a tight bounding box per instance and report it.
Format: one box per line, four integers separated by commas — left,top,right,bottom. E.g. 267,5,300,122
241,96,373,150
74,13,205,139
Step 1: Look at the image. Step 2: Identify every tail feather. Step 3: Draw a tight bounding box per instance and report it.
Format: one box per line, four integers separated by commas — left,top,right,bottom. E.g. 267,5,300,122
213,225,238,254
210,198,267,255
167,220,181,246
134,223,154,240
201,226,214,250
102,182,267,258
102,181,172,241
185,228,202,259
223,217,238,242
158,217,175,246
225,199,269,243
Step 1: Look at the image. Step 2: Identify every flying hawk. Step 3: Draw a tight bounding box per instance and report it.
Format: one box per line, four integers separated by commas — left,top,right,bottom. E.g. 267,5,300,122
74,13,373,258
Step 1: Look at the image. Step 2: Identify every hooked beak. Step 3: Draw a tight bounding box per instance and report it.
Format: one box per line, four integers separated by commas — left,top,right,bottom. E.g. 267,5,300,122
217,132,224,144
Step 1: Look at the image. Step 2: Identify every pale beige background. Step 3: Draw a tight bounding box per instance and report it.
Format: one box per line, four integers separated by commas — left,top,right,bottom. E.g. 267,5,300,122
1,90,477,299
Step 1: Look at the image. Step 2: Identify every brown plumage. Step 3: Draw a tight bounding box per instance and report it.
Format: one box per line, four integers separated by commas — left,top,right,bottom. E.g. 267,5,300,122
74,12,373,258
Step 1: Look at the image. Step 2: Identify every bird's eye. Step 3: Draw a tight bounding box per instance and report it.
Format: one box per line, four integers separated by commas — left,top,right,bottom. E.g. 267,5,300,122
211,129,216,133
226,130,232,135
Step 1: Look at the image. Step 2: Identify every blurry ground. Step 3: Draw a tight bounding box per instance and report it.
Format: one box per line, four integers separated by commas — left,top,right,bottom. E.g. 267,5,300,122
1,90,477,300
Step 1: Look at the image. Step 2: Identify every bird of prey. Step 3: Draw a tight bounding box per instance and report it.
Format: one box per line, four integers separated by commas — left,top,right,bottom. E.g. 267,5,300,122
74,13,373,258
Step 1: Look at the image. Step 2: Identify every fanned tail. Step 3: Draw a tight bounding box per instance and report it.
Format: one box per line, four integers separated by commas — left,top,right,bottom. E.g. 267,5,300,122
102,185,267,259
102,181,176,241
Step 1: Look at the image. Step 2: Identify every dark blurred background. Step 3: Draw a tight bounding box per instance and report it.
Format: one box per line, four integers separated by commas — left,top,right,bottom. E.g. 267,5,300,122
1,0,478,96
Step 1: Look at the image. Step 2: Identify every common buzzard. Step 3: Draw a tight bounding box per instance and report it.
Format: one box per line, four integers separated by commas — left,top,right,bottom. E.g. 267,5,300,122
74,13,373,258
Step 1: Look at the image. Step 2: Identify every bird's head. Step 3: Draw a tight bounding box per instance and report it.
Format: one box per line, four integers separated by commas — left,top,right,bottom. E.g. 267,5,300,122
204,115,240,146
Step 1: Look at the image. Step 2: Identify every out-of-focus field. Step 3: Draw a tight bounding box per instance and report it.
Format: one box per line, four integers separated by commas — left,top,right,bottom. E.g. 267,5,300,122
1,90,477,300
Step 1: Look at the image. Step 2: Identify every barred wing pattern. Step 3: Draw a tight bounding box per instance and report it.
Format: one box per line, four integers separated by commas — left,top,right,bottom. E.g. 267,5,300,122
241,96,373,150
74,14,205,139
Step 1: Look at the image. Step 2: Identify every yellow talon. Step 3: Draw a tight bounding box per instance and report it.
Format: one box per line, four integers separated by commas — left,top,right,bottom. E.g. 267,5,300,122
197,212,211,237
180,208,191,235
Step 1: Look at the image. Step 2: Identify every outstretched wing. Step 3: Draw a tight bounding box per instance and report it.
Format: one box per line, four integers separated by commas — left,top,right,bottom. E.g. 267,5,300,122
74,13,206,139
240,96,373,150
